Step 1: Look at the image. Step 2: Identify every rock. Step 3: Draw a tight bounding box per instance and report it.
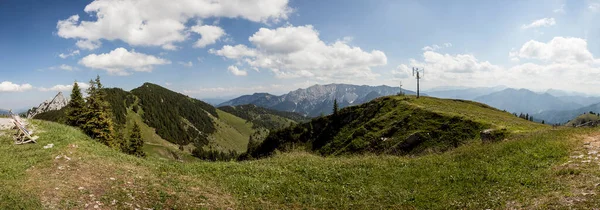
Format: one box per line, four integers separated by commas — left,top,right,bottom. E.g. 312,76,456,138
481,128,508,143
26,92,68,119
44,143,54,149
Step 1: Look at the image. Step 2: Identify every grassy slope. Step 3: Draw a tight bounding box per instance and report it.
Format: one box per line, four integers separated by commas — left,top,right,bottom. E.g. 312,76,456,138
566,113,600,127
405,96,548,132
1,119,599,209
205,110,255,153
254,96,548,157
124,108,197,162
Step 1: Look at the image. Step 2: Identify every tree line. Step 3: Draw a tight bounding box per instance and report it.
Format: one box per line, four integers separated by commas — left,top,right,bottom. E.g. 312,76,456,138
65,76,145,157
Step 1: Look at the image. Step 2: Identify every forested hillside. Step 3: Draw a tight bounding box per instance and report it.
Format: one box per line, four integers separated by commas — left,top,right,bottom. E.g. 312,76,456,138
102,88,136,125
218,104,309,130
131,83,218,146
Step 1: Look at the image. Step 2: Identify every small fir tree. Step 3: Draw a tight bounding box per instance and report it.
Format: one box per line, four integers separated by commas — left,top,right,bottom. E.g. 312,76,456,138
126,122,146,157
65,81,85,127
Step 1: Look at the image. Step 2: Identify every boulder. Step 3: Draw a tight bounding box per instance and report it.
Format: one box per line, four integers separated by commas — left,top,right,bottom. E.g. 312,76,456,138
481,128,508,143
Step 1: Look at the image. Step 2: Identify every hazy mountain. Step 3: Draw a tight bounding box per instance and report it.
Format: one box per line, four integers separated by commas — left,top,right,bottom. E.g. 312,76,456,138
534,103,600,125
425,86,507,100
219,84,417,117
200,98,233,106
474,88,583,114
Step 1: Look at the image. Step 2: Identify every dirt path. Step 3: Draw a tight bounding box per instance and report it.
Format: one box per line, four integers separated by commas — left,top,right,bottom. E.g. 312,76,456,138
552,131,600,207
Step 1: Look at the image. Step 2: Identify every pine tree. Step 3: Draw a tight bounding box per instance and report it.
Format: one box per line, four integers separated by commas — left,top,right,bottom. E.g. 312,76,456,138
333,99,339,116
81,76,116,147
65,81,85,127
126,122,146,157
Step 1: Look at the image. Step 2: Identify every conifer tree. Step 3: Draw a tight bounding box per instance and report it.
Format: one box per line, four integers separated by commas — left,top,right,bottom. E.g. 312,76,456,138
81,76,116,147
126,122,146,157
65,81,85,127
333,99,339,116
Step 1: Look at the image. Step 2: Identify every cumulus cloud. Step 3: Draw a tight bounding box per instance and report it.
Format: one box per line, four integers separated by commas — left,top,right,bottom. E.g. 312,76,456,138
521,18,556,29
59,50,80,58
56,0,292,50
79,48,170,75
39,82,90,92
391,64,411,78
191,24,226,48
509,37,594,63
209,44,258,59
397,37,600,93
210,25,387,81
228,65,248,76
0,81,33,92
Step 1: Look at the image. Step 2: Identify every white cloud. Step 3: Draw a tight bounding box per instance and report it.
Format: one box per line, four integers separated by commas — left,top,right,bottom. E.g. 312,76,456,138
509,37,594,63
191,24,226,48
79,48,170,75
397,37,600,94
39,82,90,92
59,50,80,59
0,81,33,92
391,64,411,78
422,43,452,51
211,25,387,81
59,64,76,71
56,0,292,50
179,61,193,67
76,40,101,50
228,65,248,76
521,18,556,29
209,44,258,59
553,4,565,13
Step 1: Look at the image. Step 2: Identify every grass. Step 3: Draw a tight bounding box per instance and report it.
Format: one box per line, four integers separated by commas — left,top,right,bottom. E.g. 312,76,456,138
403,96,548,132
0,118,598,209
205,109,255,153
566,113,600,127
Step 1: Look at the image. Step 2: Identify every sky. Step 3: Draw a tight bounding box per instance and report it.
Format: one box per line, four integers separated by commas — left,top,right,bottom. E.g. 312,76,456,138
2,0,600,109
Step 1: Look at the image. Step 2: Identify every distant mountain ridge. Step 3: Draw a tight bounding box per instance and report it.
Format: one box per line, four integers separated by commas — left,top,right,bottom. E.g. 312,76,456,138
474,88,583,114
219,84,417,117
425,86,507,100
534,102,600,124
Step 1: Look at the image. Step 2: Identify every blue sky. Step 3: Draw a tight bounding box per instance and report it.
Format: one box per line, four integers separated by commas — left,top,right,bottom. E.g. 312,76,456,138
2,0,600,109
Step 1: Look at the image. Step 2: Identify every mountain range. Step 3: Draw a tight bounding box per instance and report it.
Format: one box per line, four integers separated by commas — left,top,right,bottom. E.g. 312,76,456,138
219,84,416,117
473,88,584,115
425,86,507,100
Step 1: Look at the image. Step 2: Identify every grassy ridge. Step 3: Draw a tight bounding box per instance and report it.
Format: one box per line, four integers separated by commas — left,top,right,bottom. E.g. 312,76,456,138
0,120,595,208
252,96,539,158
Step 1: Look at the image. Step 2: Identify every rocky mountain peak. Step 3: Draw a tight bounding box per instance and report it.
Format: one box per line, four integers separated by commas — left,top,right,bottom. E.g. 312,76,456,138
27,92,69,118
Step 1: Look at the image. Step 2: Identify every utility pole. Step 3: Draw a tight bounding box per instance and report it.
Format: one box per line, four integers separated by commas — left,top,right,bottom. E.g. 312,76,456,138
399,80,404,96
412,67,424,98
